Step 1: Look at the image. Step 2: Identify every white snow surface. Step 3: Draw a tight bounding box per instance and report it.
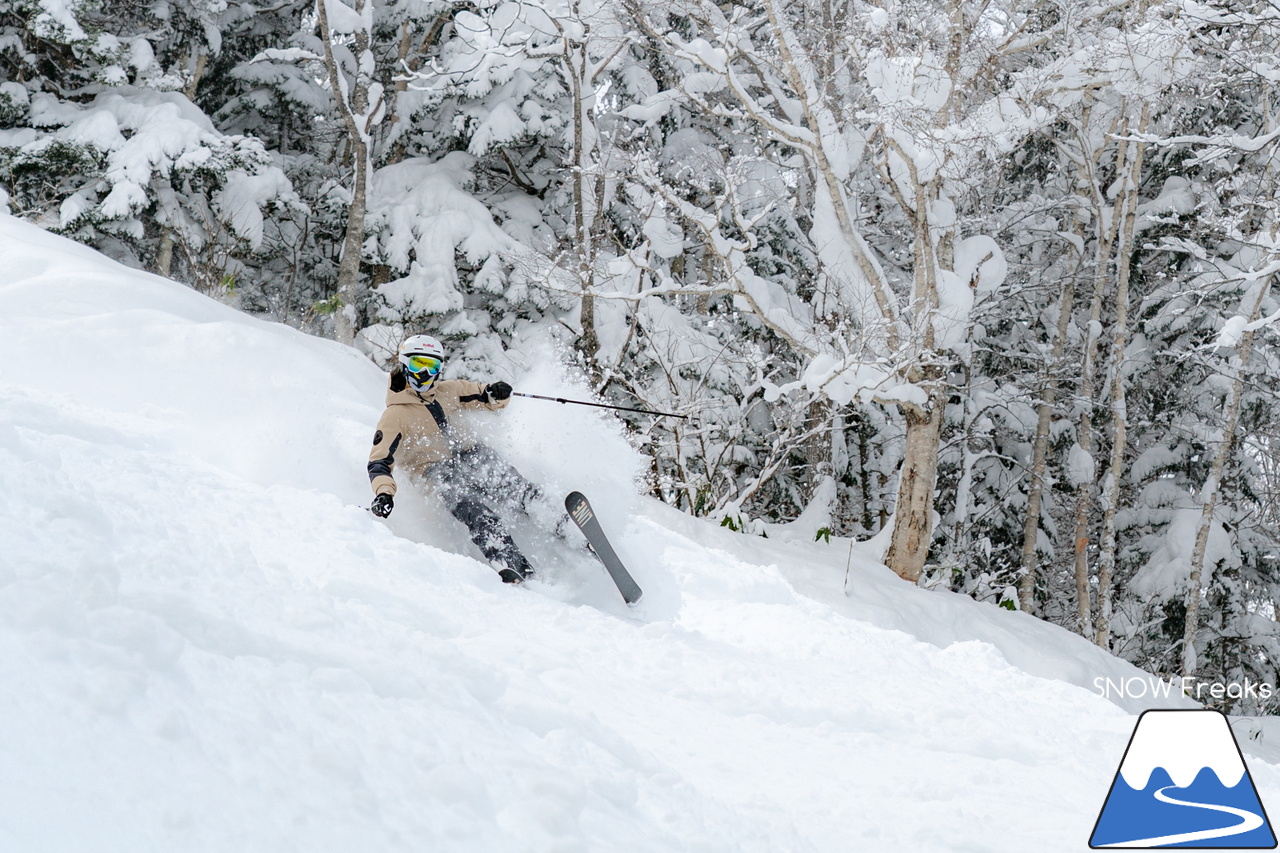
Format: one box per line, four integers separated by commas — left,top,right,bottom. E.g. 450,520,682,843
2,215,1279,852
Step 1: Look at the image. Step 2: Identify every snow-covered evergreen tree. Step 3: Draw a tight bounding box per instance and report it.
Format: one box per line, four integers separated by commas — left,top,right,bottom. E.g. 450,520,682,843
0,0,299,288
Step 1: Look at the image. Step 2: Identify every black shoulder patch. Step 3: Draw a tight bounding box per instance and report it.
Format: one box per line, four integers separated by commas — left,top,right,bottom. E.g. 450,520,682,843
373,430,384,445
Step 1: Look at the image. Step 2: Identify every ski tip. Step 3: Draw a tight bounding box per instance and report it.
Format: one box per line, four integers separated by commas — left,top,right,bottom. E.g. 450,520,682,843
566,493,594,527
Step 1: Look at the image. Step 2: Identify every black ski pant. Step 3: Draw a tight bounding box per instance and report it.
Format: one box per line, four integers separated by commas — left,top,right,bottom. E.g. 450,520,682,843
427,445,540,570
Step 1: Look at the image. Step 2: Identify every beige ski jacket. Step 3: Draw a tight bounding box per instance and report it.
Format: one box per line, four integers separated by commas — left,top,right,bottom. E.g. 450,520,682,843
367,371,509,497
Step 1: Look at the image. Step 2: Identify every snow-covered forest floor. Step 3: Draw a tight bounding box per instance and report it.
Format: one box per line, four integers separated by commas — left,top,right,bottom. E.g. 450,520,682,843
2,216,1277,851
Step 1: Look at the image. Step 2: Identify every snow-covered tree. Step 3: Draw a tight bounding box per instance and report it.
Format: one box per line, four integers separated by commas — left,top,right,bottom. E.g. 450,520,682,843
0,0,299,285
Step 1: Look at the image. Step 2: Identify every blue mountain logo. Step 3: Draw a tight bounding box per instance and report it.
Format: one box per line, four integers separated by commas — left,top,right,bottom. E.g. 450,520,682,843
1091,709,1276,848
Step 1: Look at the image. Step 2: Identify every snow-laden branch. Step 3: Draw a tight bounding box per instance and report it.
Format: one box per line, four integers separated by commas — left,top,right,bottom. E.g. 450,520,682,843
1123,125,1280,154
249,47,322,64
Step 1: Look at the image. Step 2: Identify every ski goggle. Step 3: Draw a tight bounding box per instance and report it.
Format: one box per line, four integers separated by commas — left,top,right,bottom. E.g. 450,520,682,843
405,355,443,375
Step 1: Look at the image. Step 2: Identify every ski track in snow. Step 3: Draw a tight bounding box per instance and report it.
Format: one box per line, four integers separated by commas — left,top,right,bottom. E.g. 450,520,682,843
1100,785,1264,847
2,216,1280,851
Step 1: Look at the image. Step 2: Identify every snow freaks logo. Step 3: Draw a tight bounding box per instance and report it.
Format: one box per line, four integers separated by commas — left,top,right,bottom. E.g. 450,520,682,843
1090,710,1277,848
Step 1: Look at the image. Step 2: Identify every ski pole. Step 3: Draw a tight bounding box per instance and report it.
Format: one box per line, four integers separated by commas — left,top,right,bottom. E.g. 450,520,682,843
511,391,689,419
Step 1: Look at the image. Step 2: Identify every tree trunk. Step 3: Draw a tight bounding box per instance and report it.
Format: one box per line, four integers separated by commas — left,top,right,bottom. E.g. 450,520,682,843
883,172,949,584
153,53,207,283
316,0,375,346
334,144,367,345
156,229,175,278
1017,277,1077,613
567,33,600,374
805,397,833,492
1018,89,1096,618
857,414,875,534
183,50,207,101
1071,117,1129,640
1095,103,1150,649
885,386,945,582
1182,273,1272,676
951,367,975,560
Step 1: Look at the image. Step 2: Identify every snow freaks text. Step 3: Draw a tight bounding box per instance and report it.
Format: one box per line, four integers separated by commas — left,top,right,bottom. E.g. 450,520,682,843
1094,677,1275,703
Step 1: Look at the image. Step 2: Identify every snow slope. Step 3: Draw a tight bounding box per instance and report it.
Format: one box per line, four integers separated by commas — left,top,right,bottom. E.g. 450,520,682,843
1,214,1276,852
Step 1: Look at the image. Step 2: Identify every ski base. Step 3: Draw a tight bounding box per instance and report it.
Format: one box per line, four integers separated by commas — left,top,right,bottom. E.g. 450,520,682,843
565,492,643,605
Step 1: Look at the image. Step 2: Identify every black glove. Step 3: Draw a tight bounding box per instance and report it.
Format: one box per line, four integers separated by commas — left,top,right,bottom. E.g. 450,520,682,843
371,493,394,518
486,381,513,401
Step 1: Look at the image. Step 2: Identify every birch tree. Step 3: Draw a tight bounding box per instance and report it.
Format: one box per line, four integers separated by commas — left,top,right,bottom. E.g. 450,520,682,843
1181,256,1276,676
315,0,385,344
1093,104,1151,647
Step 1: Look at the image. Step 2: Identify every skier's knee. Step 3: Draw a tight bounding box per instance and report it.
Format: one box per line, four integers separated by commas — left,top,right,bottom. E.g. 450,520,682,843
451,496,498,528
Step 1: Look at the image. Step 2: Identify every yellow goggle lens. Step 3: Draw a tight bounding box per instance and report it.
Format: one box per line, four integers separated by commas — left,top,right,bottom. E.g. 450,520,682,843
406,355,442,375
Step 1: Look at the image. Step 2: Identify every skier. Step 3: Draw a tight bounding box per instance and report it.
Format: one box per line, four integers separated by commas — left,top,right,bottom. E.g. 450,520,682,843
366,335,546,584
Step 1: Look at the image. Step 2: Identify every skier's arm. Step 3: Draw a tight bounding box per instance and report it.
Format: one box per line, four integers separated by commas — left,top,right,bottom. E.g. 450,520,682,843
456,380,511,411
367,409,404,496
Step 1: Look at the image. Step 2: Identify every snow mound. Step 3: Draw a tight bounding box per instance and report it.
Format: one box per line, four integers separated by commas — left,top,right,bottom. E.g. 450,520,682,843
1,215,1277,852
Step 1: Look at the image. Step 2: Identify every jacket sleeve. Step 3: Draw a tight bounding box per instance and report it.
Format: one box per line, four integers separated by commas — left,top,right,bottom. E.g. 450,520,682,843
367,409,404,496
456,380,510,412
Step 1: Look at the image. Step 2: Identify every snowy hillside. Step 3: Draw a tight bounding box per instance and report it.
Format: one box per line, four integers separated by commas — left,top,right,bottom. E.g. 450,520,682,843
1,214,1275,852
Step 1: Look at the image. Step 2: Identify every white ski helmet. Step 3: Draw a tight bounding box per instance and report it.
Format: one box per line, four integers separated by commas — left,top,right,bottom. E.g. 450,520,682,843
398,334,446,391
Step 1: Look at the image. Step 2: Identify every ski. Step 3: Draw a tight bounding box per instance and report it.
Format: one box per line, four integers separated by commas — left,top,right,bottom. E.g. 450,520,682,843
565,491,643,605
